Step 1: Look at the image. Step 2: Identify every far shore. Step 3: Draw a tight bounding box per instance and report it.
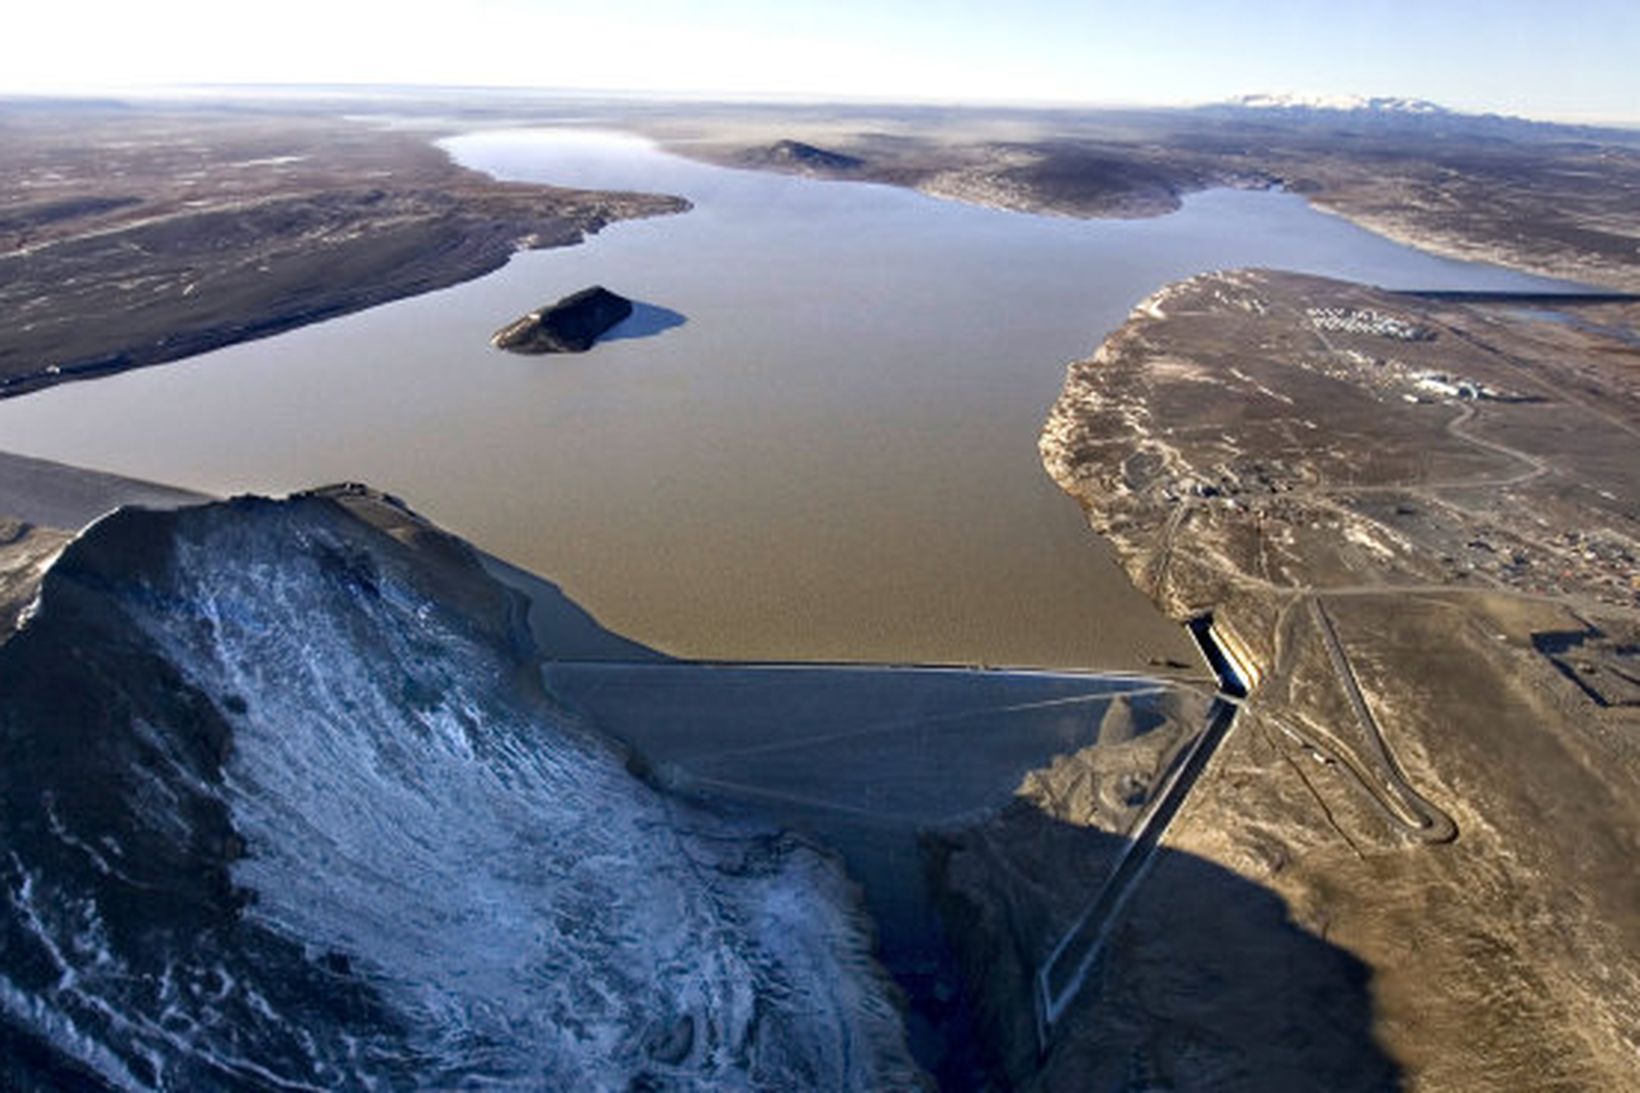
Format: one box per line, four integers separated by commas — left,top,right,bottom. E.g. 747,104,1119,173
0,105,688,400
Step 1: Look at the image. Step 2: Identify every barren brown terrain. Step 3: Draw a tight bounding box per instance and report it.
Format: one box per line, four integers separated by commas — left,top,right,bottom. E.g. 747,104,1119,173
652,104,1640,291
1026,269,1639,1088
0,101,688,396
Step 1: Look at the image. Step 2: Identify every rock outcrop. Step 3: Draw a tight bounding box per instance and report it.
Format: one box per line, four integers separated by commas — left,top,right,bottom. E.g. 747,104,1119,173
741,140,866,174
490,285,635,354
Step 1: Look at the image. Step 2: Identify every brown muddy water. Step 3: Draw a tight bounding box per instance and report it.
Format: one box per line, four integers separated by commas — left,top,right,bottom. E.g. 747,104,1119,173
0,130,1566,668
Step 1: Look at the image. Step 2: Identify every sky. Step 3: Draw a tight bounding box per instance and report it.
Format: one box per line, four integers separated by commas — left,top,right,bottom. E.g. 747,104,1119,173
7,0,1637,122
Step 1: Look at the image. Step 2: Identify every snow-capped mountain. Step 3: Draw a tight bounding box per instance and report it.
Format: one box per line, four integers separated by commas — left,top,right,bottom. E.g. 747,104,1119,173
1196,92,1591,139
1225,92,1452,115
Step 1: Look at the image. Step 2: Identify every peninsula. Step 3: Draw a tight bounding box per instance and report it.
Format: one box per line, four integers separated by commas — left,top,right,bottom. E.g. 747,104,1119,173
645,96,1640,292
1018,268,1640,1087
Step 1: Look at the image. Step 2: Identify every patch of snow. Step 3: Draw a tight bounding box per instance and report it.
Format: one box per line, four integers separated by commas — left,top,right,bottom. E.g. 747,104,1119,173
1226,92,1450,114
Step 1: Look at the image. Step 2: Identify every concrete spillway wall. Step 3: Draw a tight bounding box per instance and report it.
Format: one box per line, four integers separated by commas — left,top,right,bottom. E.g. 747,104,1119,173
1031,694,1241,1049
1187,613,1261,698
1031,615,1254,1053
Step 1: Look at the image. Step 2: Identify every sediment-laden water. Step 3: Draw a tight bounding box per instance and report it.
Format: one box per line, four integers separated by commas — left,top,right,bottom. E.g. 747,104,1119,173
0,129,1568,669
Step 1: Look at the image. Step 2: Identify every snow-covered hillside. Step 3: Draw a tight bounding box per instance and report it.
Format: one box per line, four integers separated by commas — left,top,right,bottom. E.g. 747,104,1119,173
0,492,922,1090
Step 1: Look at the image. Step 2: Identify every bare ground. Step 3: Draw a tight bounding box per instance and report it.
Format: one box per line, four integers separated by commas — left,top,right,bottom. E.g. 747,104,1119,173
1027,269,1639,1089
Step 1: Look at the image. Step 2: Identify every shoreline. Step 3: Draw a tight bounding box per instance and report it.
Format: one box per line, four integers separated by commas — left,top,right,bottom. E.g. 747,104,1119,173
0,449,210,529
5,105,1615,407
0,109,690,400
647,114,1640,294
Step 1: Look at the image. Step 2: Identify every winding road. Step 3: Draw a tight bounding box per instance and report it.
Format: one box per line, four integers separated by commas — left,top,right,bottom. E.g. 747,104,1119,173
1307,596,1458,842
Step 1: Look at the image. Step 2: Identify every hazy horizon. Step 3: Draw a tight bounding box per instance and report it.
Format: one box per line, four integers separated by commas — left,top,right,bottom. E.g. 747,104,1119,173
6,1,1636,125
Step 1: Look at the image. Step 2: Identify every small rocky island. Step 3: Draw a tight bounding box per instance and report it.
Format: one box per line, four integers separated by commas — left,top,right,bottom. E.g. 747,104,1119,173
490,286,634,354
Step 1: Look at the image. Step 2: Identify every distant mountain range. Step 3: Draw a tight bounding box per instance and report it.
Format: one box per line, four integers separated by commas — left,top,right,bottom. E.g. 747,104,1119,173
1223,92,1451,115
1198,92,1627,142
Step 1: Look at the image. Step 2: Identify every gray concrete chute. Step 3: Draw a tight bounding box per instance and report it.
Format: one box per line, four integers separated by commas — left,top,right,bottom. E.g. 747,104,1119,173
1031,619,1250,1051
1024,585,1463,1052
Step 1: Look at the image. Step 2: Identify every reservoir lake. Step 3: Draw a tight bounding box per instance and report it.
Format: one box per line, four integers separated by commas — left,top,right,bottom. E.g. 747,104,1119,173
0,129,1568,668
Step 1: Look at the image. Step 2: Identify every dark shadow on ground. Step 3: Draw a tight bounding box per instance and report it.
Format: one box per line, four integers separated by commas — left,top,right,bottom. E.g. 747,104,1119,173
547,663,1177,1086
1532,626,1640,707
927,804,1401,1091
601,301,687,343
